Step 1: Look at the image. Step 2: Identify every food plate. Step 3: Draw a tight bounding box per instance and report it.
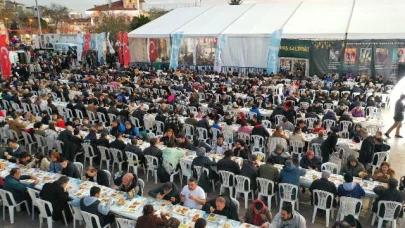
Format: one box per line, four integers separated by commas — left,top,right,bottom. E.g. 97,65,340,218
239,223,259,228
207,213,216,222
179,222,195,228
173,205,190,216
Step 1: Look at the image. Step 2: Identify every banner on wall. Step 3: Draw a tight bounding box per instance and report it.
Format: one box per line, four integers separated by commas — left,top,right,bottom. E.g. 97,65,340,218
279,39,311,59
106,32,115,54
0,35,11,79
309,39,405,78
214,35,227,72
39,34,60,49
97,33,105,64
266,29,283,74
123,33,130,68
148,38,170,63
84,34,90,51
169,32,183,70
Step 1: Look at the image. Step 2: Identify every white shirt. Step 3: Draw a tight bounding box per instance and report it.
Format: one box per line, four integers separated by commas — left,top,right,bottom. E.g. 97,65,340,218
180,186,206,209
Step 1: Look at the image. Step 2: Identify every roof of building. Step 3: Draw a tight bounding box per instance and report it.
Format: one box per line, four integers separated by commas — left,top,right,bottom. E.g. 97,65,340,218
86,0,142,12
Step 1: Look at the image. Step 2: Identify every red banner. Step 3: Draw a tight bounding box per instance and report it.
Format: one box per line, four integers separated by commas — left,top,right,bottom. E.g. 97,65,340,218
149,38,157,62
0,35,11,80
117,31,123,65
123,32,130,68
84,34,91,51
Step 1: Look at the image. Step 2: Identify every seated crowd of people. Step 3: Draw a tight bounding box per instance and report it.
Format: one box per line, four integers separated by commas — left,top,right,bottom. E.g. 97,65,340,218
0,60,402,228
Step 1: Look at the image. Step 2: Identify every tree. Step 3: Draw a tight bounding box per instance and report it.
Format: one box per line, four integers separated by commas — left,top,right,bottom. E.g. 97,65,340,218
148,7,169,20
94,14,131,42
43,3,70,32
130,15,150,30
228,0,243,5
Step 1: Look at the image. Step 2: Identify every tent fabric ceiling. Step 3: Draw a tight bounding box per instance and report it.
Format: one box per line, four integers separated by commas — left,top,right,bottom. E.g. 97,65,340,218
347,0,405,39
128,6,212,38
129,0,405,40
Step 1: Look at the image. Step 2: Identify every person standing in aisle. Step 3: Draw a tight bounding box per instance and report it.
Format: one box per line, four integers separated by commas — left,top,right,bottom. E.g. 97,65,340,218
385,94,405,138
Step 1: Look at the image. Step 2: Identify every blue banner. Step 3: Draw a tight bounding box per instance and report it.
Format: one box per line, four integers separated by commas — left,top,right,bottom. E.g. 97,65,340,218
214,34,227,72
169,32,183,70
97,33,105,64
266,29,283,74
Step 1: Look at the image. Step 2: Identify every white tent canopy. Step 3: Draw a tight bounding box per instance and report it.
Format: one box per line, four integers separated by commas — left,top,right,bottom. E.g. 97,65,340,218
222,3,301,37
128,6,212,38
347,0,405,39
282,0,354,39
173,5,253,37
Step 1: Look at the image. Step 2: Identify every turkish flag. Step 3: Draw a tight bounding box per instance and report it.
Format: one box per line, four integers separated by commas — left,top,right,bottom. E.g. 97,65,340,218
123,33,130,68
117,31,123,65
149,38,157,62
0,35,11,80
84,34,91,51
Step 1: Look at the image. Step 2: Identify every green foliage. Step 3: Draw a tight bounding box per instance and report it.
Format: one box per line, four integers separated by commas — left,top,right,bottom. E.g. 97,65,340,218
148,7,169,20
228,0,243,5
95,15,131,42
43,3,70,31
130,14,151,30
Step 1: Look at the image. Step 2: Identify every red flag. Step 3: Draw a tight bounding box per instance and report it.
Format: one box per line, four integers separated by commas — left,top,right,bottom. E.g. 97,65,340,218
123,33,130,68
84,34,91,51
149,38,157,62
0,35,11,80
118,31,123,65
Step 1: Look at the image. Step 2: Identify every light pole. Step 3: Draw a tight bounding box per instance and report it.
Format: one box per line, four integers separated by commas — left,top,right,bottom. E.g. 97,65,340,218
34,0,42,35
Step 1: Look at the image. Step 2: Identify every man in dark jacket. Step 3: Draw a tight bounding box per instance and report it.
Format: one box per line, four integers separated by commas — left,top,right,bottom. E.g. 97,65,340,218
84,166,110,187
57,125,73,142
148,182,180,205
197,115,210,132
202,196,239,221
124,138,145,165
176,134,192,150
309,170,337,207
372,178,404,219
320,127,339,163
217,150,240,175
385,94,405,138
299,151,322,171
60,157,80,179
40,176,73,221
3,168,39,204
143,138,163,165
110,133,126,151
357,128,375,169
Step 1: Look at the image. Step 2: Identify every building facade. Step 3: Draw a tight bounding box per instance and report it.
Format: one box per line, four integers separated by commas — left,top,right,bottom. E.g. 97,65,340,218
86,0,143,26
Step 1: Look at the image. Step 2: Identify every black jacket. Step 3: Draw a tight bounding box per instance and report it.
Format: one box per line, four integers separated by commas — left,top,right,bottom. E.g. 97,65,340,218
358,136,375,164
40,182,71,221
202,196,239,221
320,133,338,163
217,157,240,175
110,139,126,152
143,145,163,165
96,138,110,148
251,124,270,138
85,169,110,187
373,186,403,218
309,178,337,206
147,182,180,205
57,129,72,142
62,161,80,179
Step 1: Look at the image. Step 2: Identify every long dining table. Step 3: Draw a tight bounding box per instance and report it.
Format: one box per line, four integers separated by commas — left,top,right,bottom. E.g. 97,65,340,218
0,159,258,228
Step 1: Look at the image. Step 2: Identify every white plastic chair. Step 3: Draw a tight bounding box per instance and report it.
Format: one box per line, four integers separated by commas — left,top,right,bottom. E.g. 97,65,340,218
69,203,83,228
36,198,68,228
126,152,140,176
138,179,145,197
81,210,111,228
269,137,288,153
144,155,159,184
155,121,165,136
219,170,235,197
312,190,335,227
251,135,265,153
366,107,380,119
279,183,299,211
340,121,352,133
337,196,362,221
184,124,195,141
0,189,31,224
129,117,141,129
371,200,402,228
75,109,84,124
34,134,50,157
55,140,64,154
194,166,215,192
237,132,251,146
27,188,40,220
262,120,272,129
275,115,285,126
109,148,124,172
21,131,37,155
97,146,111,170
222,129,234,144
196,127,209,143
73,162,84,176
252,152,266,162
257,178,277,209
234,175,254,209
312,143,322,158
248,112,257,120
103,169,112,187
371,152,390,175
305,117,317,130
82,143,97,167
180,159,192,186
116,217,136,228
323,119,336,133
97,112,107,126
321,162,339,175
290,140,304,162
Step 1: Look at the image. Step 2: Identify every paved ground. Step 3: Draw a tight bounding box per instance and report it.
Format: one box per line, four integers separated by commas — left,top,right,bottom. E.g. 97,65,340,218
1,108,405,228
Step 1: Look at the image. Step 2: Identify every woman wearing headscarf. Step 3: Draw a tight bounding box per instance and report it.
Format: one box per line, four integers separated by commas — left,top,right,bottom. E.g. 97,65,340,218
241,199,272,226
